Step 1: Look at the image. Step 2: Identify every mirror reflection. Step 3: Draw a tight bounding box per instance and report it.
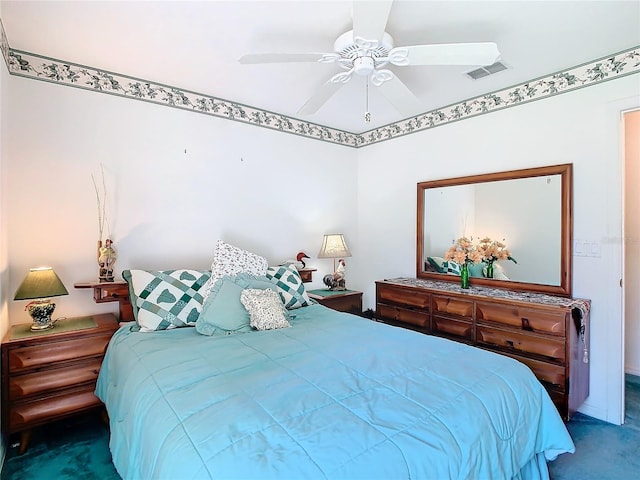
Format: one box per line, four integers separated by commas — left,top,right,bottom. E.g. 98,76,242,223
424,176,561,285
417,164,572,296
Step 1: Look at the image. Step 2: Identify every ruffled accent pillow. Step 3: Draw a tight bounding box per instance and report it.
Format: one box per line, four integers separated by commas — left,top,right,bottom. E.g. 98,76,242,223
240,288,291,331
202,240,268,300
265,264,312,309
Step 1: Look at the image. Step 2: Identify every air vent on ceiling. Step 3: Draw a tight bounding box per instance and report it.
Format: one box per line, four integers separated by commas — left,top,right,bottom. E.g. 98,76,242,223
465,61,508,80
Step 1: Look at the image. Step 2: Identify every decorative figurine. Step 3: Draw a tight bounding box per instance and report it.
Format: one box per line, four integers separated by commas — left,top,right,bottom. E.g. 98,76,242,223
284,251,310,270
323,258,347,291
98,238,117,282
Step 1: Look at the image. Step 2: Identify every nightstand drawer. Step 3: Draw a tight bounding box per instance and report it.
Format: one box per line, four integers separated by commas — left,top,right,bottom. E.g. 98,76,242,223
307,290,363,314
9,358,103,400
94,282,129,303
9,387,101,431
8,333,113,372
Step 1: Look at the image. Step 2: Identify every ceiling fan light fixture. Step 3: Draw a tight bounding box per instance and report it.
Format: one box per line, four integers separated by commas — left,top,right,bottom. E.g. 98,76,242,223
353,56,375,76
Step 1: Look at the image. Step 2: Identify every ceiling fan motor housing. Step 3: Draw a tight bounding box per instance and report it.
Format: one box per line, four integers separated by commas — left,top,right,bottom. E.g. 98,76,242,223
333,30,395,72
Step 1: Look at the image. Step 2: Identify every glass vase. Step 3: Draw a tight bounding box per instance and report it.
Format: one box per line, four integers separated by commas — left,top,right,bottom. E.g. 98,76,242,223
486,262,494,279
460,263,470,289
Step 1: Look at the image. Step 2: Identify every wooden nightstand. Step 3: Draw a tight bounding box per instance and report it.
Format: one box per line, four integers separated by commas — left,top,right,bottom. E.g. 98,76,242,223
1,313,119,453
307,289,363,315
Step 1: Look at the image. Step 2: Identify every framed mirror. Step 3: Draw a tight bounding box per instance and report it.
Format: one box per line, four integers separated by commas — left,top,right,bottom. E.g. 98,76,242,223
417,164,572,296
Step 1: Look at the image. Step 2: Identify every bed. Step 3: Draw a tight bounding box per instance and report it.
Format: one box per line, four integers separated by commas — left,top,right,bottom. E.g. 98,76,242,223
96,302,574,479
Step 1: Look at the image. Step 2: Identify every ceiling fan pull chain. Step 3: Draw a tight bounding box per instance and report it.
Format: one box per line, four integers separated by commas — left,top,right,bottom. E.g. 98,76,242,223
364,77,371,123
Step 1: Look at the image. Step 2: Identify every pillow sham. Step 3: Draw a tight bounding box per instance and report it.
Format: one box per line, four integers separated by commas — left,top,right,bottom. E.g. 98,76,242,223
426,256,446,273
265,264,312,309
468,262,485,278
126,269,211,332
202,240,268,300
444,260,462,276
240,288,291,331
195,273,276,336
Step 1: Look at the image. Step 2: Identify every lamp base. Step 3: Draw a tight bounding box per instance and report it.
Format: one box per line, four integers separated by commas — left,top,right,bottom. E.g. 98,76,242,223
26,300,56,332
30,322,55,331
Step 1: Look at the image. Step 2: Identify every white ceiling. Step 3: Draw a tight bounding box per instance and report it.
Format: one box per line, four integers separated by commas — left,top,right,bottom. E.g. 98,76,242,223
2,0,639,133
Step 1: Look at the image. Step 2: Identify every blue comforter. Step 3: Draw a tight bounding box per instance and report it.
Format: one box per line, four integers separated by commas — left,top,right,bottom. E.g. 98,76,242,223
96,304,574,479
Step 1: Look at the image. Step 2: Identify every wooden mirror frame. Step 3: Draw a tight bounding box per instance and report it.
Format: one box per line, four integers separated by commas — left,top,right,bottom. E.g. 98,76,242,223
417,164,573,297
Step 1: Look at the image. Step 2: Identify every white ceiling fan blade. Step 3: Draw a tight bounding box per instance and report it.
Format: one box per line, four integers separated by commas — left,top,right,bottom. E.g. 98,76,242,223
239,53,328,64
390,42,500,66
352,0,394,42
376,73,419,116
298,79,347,115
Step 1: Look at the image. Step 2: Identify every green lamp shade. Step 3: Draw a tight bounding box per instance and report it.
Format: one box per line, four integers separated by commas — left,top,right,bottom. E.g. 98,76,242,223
14,267,69,300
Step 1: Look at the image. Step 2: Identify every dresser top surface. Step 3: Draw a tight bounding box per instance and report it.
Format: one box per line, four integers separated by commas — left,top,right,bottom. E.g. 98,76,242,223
378,277,590,314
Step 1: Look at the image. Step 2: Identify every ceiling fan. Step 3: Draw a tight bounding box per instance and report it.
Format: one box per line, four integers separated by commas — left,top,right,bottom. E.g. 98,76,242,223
239,0,500,118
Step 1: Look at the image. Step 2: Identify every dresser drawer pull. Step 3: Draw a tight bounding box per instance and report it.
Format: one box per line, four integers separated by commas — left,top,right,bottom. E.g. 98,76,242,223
521,318,533,331
506,340,515,348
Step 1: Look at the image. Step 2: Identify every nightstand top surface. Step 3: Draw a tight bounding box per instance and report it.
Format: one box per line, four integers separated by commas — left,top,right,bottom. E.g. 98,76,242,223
2,313,118,344
307,289,362,298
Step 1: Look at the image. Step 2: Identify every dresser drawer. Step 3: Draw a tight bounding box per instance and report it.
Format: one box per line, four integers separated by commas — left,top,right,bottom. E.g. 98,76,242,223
501,352,566,389
7,333,113,372
377,304,429,328
476,302,566,336
8,387,101,431
377,285,430,310
476,325,566,362
9,358,103,400
432,296,473,318
432,316,473,341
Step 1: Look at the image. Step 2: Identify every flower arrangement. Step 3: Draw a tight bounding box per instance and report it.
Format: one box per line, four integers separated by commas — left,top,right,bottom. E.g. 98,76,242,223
476,237,517,265
444,236,484,265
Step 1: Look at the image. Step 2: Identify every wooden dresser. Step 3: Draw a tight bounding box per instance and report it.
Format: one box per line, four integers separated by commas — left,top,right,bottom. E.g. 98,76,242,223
1,313,119,452
375,278,590,421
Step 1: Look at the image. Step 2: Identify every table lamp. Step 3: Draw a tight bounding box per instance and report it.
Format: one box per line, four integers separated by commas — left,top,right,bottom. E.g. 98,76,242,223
14,267,69,331
318,234,352,290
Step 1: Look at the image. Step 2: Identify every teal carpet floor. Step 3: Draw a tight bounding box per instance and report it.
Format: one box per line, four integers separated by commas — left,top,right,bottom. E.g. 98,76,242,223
2,375,639,479
1,412,118,480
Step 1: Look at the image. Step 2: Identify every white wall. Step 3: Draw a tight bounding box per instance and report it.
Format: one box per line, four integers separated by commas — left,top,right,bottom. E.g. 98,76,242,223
355,75,640,424
5,76,358,323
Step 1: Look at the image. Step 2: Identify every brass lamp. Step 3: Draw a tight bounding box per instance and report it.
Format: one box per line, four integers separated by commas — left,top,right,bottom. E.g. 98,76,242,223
14,267,69,331
318,234,352,290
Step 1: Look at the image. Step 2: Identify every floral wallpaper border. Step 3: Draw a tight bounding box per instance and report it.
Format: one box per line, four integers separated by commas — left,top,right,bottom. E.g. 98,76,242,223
1,18,638,148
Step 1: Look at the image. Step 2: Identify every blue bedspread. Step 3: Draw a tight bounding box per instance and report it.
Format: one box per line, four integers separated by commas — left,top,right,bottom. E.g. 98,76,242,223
96,304,574,479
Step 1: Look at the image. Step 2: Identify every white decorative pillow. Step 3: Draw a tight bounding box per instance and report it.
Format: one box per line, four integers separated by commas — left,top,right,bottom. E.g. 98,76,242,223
240,288,291,331
265,264,313,309
128,269,211,332
202,240,268,300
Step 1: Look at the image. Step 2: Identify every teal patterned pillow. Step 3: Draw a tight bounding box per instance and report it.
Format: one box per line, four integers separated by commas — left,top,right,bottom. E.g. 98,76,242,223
443,260,462,276
128,269,211,332
265,264,312,309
